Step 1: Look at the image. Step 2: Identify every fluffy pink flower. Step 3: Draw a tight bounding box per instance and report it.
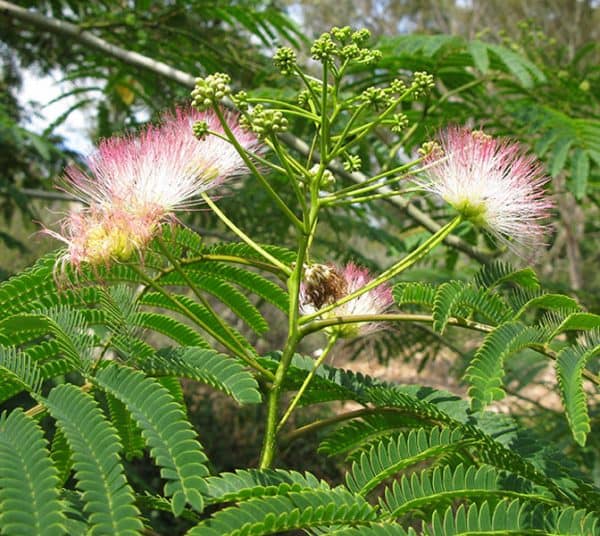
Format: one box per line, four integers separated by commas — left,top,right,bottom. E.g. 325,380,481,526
300,263,393,337
64,108,259,213
47,108,259,268
419,127,553,251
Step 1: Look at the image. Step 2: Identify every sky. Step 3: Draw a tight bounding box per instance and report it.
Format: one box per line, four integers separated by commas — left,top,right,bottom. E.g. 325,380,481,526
20,68,95,155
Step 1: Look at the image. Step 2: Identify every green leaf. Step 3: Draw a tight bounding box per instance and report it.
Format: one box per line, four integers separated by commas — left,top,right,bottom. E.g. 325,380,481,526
551,312,600,338
43,384,142,535
188,488,377,535
466,322,547,411
432,281,465,334
570,148,590,199
0,346,43,402
467,40,490,73
143,347,261,405
94,363,209,514
0,409,66,535
50,427,73,487
319,412,421,459
205,469,329,505
556,340,600,446
427,499,532,535
380,464,525,518
549,136,574,177
132,312,210,348
346,427,467,497
515,294,580,319
160,271,268,334
393,282,435,310
474,262,539,291
165,262,289,312
486,43,544,87
105,394,145,460
140,292,258,359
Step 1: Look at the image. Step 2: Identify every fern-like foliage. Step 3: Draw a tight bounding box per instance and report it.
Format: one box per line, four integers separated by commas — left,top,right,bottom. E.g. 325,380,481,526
204,468,330,505
380,463,547,519
43,383,143,535
465,321,547,411
143,347,261,404
188,487,377,535
0,409,66,535
346,427,468,497
555,334,600,446
93,362,209,515
391,261,599,445
318,412,421,460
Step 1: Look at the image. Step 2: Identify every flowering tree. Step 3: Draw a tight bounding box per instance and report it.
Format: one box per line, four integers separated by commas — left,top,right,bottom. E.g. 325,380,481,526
0,26,599,535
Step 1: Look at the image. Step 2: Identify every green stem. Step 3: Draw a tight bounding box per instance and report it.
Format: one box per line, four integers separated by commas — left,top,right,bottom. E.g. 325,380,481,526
270,136,307,211
300,215,463,324
325,158,423,200
201,192,292,276
277,334,338,432
258,256,306,468
129,263,274,381
319,62,329,162
212,105,302,230
300,313,491,338
281,408,393,445
327,188,419,207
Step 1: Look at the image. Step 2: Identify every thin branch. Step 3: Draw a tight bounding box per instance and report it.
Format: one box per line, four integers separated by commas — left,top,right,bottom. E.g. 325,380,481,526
0,0,493,264
280,133,494,264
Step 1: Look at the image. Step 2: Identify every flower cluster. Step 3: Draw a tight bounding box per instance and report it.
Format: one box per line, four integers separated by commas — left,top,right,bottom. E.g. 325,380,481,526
419,127,553,252
47,108,259,271
300,263,393,338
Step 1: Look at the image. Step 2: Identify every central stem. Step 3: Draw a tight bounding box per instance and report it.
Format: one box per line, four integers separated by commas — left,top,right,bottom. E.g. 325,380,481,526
258,239,307,468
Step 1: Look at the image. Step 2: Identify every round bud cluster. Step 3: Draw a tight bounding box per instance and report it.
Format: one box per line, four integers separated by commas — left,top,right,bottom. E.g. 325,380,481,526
273,47,297,76
418,140,442,158
240,104,288,139
351,28,371,45
231,90,249,111
331,26,352,43
343,154,362,173
311,33,337,61
390,113,409,134
359,49,382,65
390,79,407,95
309,164,335,190
309,27,380,66
360,86,389,107
192,120,209,140
340,43,361,60
320,169,336,189
411,71,435,98
191,73,231,111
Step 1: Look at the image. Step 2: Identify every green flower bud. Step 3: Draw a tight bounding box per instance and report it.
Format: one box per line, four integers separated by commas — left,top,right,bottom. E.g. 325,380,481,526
331,26,352,43
273,47,297,75
390,79,407,95
231,90,249,111
192,120,210,140
191,73,231,111
390,113,409,134
360,86,389,107
311,33,337,62
343,154,362,172
411,71,434,98
351,28,371,45
240,104,288,139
